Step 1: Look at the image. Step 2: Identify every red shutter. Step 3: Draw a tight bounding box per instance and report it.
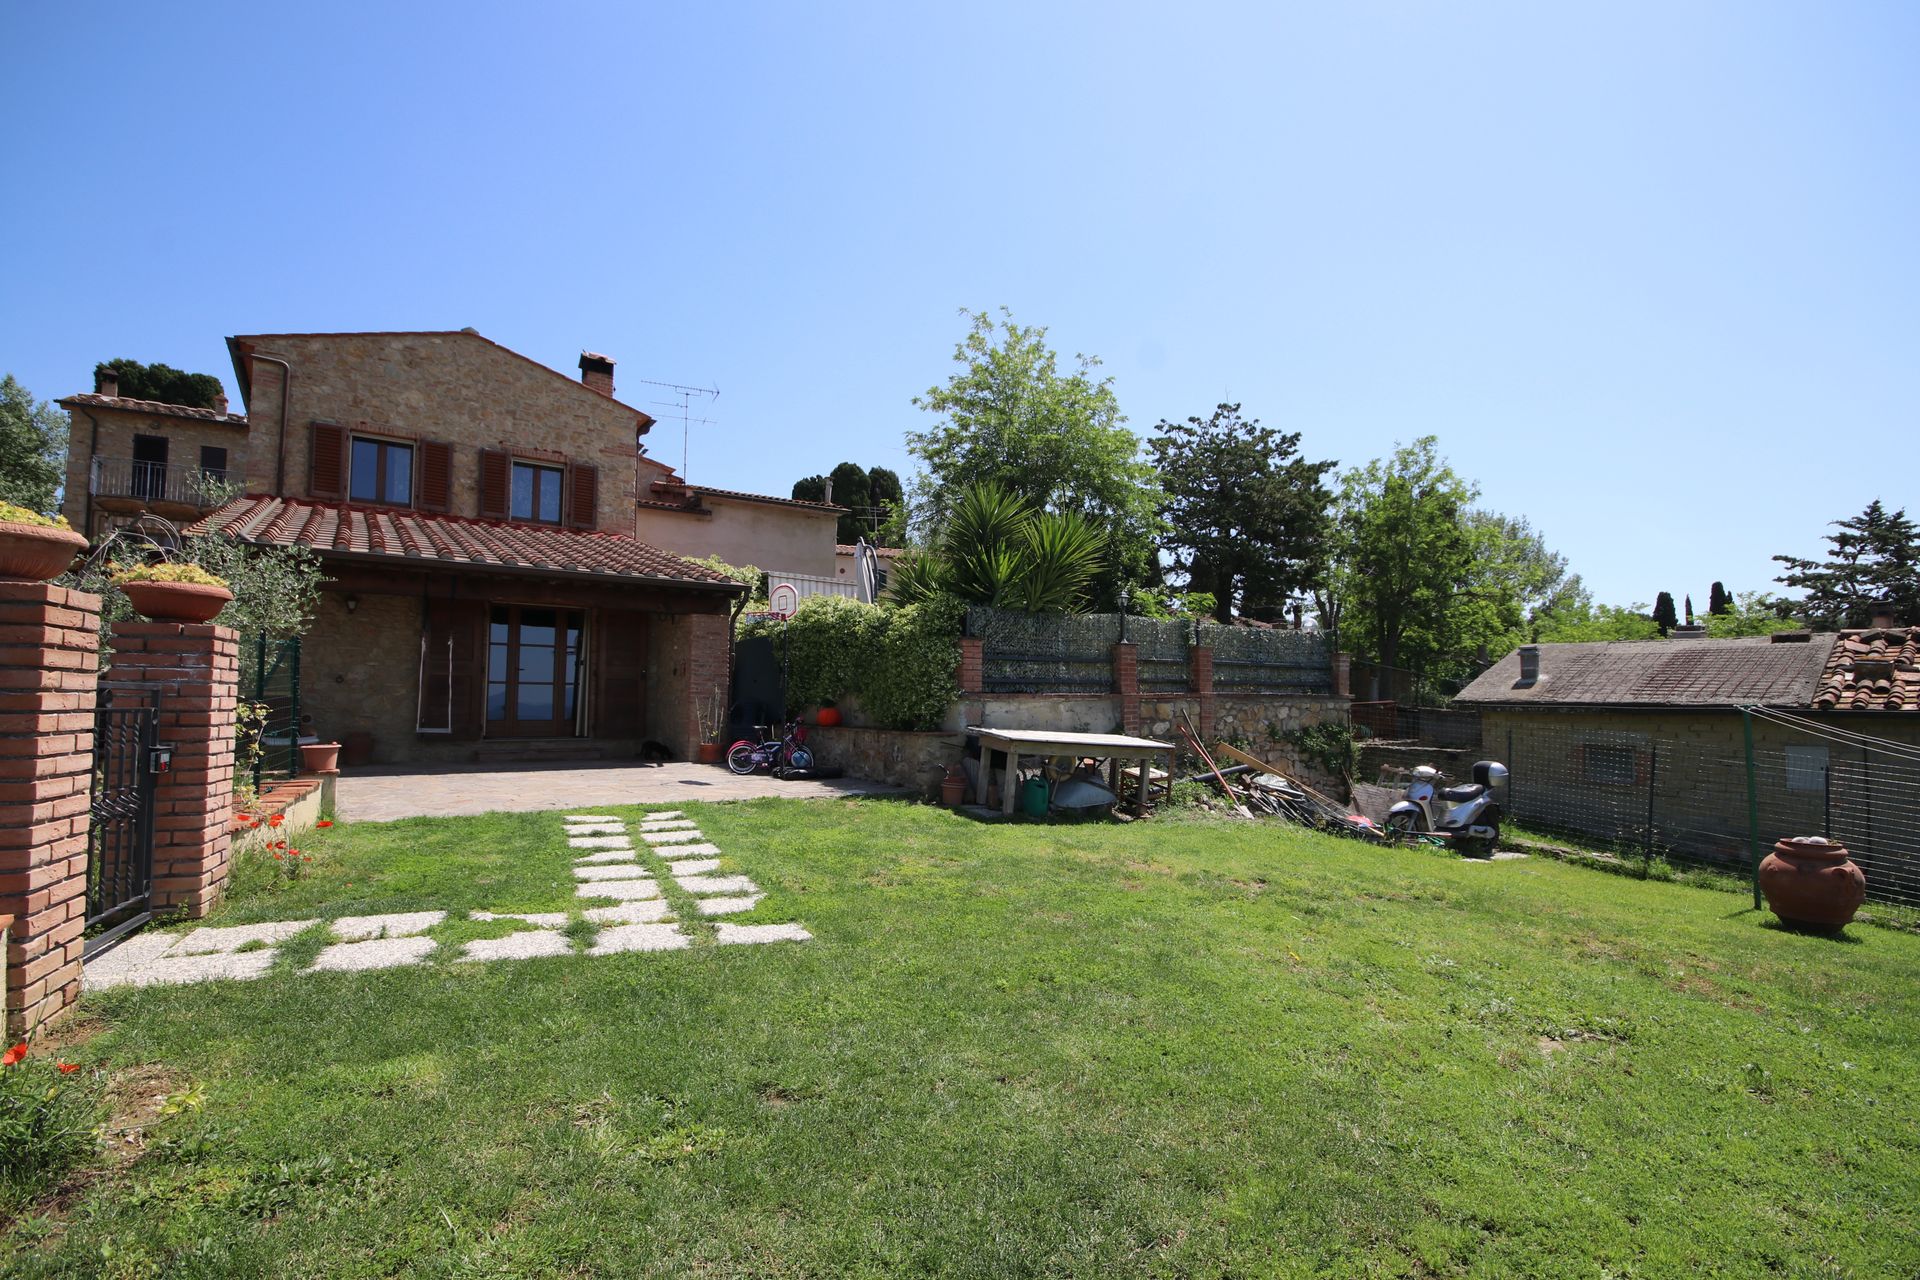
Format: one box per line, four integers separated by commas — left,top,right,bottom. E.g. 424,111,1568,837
567,461,599,529
422,599,485,738
309,421,347,500
478,448,511,520
418,440,453,512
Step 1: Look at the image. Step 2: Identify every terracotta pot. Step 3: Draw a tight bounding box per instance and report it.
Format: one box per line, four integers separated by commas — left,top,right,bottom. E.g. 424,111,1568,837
696,742,724,764
816,706,842,727
940,764,968,808
299,741,342,774
0,520,87,582
120,580,234,623
1759,836,1866,930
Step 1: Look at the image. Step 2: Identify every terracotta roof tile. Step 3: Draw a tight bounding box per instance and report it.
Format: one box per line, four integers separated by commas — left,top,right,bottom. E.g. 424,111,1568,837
57,393,248,426
1813,627,1920,711
187,496,741,590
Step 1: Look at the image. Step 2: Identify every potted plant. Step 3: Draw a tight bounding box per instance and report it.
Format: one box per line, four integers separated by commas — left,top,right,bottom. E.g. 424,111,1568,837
112,562,234,623
1759,836,1867,931
816,698,842,727
0,502,87,582
695,688,727,764
299,739,342,774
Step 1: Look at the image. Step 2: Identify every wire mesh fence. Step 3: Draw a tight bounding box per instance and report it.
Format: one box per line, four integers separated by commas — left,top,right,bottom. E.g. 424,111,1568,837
964,608,1335,694
967,608,1121,692
1198,624,1334,693
1132,616,1192,691
1492,716,1920,925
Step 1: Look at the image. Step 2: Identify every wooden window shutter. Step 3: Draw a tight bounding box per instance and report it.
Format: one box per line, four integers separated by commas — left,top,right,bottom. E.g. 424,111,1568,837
417,440,454,512
478,448,511,520
567,461,599,529
309,421,347,500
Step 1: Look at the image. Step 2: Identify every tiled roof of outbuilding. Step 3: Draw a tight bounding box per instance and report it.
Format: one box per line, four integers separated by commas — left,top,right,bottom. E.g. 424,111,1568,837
1454,635,1839,709
57,393,248,426
1814,628,1920,711
188,496,742,590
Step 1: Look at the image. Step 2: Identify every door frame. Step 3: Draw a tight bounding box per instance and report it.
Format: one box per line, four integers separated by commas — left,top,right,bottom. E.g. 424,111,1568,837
485,602,587,738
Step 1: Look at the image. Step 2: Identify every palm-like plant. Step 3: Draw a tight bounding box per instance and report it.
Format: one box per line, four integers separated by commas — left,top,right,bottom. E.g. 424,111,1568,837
886,483,1104,614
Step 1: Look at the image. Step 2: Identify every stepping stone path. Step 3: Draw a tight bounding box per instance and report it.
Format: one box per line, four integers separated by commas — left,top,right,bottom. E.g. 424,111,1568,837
82,810,810,991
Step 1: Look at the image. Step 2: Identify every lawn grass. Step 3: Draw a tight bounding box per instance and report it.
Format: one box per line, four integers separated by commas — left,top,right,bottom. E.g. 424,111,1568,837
7,798,1919,1277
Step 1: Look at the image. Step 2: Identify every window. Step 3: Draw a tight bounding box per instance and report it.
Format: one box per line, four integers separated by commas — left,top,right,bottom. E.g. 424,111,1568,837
199,446,228,478
1582,744,1637,787
350,437,413,505
510,460,564,523
1785,744,1829,794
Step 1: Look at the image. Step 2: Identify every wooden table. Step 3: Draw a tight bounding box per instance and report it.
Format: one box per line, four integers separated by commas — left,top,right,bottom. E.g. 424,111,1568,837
966,727,1178,816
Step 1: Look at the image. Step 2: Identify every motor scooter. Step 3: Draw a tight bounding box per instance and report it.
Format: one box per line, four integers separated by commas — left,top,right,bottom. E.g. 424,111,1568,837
1386,760,1508,853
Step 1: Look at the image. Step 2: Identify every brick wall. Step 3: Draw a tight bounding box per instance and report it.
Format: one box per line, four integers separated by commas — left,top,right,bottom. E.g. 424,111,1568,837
240,332,643,531
104,624,239,919
0,584,99,1035
648,611,732,760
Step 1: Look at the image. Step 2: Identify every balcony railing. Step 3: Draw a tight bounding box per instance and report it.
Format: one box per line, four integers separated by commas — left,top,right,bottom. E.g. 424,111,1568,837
89,457,237,508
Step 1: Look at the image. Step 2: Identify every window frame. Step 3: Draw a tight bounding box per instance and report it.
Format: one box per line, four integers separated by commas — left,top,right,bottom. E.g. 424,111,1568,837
1581,743,1638,788
349,434,416,507
509,459,567,524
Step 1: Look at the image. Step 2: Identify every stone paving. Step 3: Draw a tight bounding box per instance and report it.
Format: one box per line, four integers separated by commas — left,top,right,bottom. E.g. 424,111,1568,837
336,761,903,822
85,809,811,991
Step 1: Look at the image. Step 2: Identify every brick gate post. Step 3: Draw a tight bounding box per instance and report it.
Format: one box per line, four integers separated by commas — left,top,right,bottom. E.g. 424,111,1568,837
102,623,240,919
0,583,100,1036
1190,645,1216,744
1112,641,1141,736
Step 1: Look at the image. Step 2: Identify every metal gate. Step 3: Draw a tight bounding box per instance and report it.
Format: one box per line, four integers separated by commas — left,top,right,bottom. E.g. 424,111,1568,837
86,690,159,954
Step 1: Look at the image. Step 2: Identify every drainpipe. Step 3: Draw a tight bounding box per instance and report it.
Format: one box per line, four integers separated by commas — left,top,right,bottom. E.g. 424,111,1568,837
251,353,293,494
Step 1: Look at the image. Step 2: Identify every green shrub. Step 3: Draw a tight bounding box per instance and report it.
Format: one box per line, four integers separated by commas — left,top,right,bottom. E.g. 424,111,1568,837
1285,721,1363,780
743,595,962,731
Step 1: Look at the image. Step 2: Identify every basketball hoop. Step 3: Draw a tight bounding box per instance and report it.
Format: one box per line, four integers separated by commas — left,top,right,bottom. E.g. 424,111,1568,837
768,582,800,617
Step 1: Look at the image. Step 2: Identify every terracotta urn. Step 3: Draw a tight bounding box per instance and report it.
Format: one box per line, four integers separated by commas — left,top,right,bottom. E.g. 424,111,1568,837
299,741,342,774
696,742,724,765
0,519,87,582
816,705,842,727
1758,836,1866,930
120,580,234,624
940,763,969,808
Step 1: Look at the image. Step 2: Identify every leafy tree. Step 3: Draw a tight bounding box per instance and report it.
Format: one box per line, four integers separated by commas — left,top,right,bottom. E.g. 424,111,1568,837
867,467,904,545
1532,601,1661,643
0,375,69,516
908,308,1159,608
1146,403,1335,623
1708,581,1731,616
1452,511,1577,660
1652,591,1678,636
1773,500,1920,629
887,483,1104,614
791,462,906,544
1317,437,1476,676
1704,591,1800,638
94,359,225,409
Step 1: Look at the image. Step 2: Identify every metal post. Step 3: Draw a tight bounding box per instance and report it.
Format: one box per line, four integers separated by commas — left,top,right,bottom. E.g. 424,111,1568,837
1643,745,1658,872
1506,728,1515,819
1823,765,1831,840
287,638,301,775
253,631,267,793
1742,707,1761,910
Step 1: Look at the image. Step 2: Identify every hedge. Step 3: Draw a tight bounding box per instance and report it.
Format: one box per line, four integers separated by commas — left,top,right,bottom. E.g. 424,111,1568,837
741,595,963,731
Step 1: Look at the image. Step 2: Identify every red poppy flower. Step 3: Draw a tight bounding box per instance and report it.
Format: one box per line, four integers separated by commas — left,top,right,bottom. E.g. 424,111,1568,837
301,854,312,862
1,1043,26,1067
273,852,284,860
268,814,285,828
316,820,334,829
236,813,254,822
57,1062,79,1074
248,819,262,828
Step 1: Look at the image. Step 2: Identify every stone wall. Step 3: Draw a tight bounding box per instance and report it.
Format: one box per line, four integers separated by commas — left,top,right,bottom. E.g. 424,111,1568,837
239,332,645,532
648,611,731,761
296,591,422,763
807,725,962,797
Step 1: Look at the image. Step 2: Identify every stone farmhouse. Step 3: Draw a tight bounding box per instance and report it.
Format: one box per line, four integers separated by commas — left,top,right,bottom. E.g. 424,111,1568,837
54,329,883,764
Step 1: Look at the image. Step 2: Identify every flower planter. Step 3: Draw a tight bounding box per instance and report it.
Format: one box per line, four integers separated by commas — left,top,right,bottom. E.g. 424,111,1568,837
0,520,87,582
120,580,234,623
299,741,342,774
940,764,968,807
1758,836,1866,931
696,742,724,765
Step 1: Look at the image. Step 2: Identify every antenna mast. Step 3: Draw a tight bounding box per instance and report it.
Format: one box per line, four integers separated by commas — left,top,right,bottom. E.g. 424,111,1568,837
629,376,719,479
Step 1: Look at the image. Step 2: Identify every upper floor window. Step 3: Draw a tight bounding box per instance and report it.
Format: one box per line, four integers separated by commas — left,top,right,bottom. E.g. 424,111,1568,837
511,460,564,524
351,436,413,505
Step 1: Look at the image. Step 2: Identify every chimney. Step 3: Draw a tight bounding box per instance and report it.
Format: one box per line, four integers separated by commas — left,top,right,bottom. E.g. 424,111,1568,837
95,367,119,397
1515,644,1542,688
213,391,229,415
823,478,834,505
1870,601,1898,631
579,351,615,397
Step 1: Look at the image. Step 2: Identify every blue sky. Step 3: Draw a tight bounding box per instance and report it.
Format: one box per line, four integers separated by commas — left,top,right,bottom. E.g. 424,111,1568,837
4,2,1915,609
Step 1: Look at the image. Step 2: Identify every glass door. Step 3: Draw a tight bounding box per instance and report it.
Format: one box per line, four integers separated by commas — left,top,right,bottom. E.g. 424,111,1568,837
486,605,584,737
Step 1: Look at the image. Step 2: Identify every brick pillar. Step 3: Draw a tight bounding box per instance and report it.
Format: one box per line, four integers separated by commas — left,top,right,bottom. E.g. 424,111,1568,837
1332,651,1352,699
1112,640,1140,736
0,583,100,1036
103,623,239,920
1190,644,1216,744
957,635,984,695
689,610,732,751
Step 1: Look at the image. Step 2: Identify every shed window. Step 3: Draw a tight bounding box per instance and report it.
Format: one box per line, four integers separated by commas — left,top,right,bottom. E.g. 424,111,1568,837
1784,744,1829,794
1582,744,1637,787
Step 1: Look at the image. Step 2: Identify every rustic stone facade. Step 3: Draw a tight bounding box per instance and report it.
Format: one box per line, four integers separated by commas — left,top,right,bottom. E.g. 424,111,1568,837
236,331,647,531
58,402,249,540
647,612,733,761
104,624,240,918
0,583,99,1035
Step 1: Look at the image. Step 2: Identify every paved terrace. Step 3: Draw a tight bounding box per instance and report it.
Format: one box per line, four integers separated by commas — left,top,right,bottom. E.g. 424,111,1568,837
335,761,904,822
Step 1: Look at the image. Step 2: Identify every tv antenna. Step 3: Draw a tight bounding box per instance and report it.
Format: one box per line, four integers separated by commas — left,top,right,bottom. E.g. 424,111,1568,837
630,376,719,479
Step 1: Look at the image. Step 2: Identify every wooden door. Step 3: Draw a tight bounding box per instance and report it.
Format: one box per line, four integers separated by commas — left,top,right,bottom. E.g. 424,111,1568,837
486,605,585,737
